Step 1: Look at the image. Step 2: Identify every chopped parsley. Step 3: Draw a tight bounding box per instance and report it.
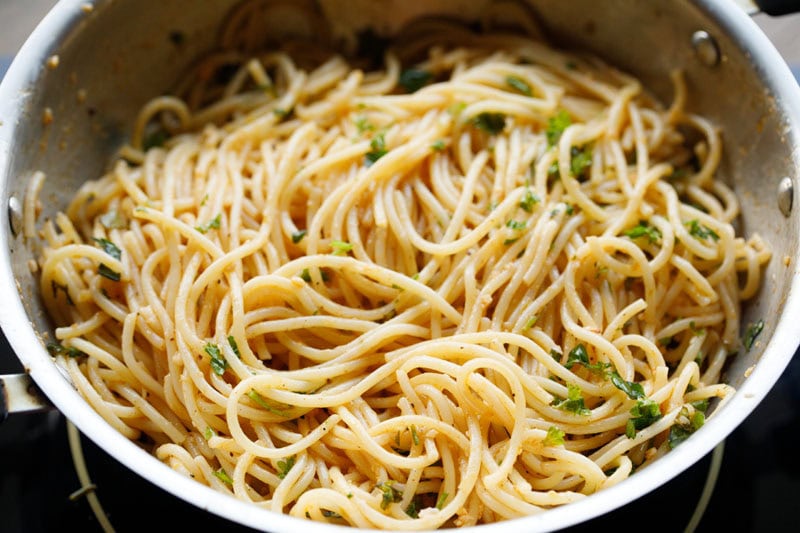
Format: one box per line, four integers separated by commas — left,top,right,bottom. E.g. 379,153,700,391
378,481,402,509
570,146,592,178
503,238,519,246
505,75,532,96
205,343,227,375
405,497,420,518
519,189,540,212
93,238,121,260
552,383,590,415
609,372,645,400
204,427,216,440
365,133,388,166
623,221,661,244
668,406,706,449
399,68,433,93
322,510,342,519
213,468,233,485
277,456,296,479
410,425,420,446
195,214,222,234
98,264,121,281
355,116,374,133
331,240,353,255
506,220,526,230
300,268,330,283
524,315,538,330
227,335,240,358
545,110,571,147
565,343,610,376
743,319,764,351
46,341,85,359
436,492,448,510
291,229,307,243
431,139,446,151
247,389,289,416
686,219,720,241
625,399,662,438
472,112,506,135
543,426,565,446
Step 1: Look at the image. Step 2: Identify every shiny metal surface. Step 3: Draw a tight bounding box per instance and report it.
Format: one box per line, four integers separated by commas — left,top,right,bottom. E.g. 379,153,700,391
0,1,799,531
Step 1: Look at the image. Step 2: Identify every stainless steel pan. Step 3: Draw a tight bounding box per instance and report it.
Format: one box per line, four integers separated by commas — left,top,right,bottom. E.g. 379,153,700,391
1,0,799,530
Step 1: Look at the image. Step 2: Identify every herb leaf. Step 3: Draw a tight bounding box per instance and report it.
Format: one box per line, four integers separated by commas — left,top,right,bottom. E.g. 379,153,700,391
431,139,446,151
247,389,289,416
506,220,526,230
565,343,610,376
365,133,388,166
331,240,353,255
506,75,532,96
291,230,307,244
399,69,433,93
545,110,571,147
196,214,222,234
98,264,121,281
570,146,592,178
609,372,645,400
625,399,662,438
46,341,85,358
99,210,127,229
552,383,590,415
472,112,506,135
743,319,764,351
436,492,448,510
519,189,539,212
378,481,402,510
204,342,227,375
277,456,296,479
227,335,241,358
93,237,122,260
213,468,233,485
686,219,720,241
623,220,661,244
543,426,565,446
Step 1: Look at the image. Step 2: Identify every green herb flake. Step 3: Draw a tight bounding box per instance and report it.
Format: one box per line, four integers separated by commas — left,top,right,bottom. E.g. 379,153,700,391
410,425,420,446
506,220,526,230
436,492,449,510
46,341,85,359
213,468,233,485
300,268,330,283
609,372,645,400
378,481,402,510
472,112,506,135
689,321,706,336
505,75,532,96
543,425,565,446
248,389,289,416
623,220,662,244
204,427,216,440
519,189,540,212
570,146,592,178
550,349,562,362
98,264,121,282
365,133,388,166
545,110,571,147
205,342,227,375
93,237,122,260
99,210,127,229
405,499,419,519
686,219,720,242
399,68,433,93
625,399,662,438
291,229,307,244
277,455,296,479
331,240,353,255
743,319,764,351
227,335,241,358
503,238,519,246
524,315,537,330
355,116,374,134
431,139,446,151
322,510,342,519
565,343,610,376
691,399,709,413
196,214,222,234
552,383,590,416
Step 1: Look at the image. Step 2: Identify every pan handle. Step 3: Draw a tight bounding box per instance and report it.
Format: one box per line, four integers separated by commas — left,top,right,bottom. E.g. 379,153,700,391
0,373,53,420
754,0,800,15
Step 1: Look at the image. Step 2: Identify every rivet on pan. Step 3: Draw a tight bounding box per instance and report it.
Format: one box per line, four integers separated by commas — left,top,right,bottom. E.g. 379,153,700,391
691,30,720,67
7,196,22,237
778,177,793,217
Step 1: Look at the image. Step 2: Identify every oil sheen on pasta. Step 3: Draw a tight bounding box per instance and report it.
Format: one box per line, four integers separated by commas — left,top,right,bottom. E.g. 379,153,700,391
36,1,770,528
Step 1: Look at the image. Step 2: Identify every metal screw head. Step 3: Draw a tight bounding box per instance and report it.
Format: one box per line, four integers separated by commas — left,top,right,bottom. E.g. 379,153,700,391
778,177,793,217
7,196,22,237
692,30,720,67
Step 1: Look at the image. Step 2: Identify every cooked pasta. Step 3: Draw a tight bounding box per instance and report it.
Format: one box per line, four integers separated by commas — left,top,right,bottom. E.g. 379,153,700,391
36,2,770,529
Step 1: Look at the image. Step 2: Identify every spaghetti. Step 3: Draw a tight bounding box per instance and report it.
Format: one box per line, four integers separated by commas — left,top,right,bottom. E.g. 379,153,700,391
36,3,770,529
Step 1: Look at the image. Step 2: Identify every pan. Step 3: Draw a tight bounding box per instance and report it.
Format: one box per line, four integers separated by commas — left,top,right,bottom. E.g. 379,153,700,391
1,0,799,531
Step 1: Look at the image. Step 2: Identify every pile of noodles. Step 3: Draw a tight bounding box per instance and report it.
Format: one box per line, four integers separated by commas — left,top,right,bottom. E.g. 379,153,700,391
33,1,770,528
